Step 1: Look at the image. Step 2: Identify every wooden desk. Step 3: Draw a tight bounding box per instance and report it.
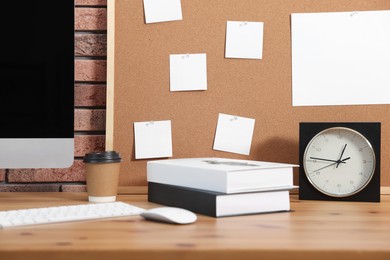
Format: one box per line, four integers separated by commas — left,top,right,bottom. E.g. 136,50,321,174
0,193,390,260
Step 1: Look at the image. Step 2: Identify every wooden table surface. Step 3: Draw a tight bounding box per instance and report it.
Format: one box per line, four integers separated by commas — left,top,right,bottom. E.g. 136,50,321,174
0,192,389,260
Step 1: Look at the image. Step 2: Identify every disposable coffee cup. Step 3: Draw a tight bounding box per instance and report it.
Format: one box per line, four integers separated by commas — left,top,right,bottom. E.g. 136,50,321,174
83,151,122,203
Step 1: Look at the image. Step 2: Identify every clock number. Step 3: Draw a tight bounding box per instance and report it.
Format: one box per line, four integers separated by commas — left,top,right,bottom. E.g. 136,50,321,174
337,184,342,194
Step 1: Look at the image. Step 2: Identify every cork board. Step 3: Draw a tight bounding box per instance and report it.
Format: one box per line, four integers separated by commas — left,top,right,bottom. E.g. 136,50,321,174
107,0,390,187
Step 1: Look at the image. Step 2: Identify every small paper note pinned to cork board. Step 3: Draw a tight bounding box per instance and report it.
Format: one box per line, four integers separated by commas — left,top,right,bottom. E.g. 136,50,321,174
170,53,207,91
213,113,255,155
134,120,173,159
143,0,183,24
225,21,264,59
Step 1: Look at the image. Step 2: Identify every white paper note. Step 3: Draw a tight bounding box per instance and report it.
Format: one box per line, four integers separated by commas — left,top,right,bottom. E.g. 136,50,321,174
225,21,264,59
134,120,173,159
170,53,207,91
213,113,255,155
143,0,182,24
291,10,390,106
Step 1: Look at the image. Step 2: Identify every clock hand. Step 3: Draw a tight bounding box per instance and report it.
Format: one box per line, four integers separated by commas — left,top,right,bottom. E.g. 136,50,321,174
309,157,346,164
310,157,351,173
340,157,351,162
336,144,347,168
311,161,339,173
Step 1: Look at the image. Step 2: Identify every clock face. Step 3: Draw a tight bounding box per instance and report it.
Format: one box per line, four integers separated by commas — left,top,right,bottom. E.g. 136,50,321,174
303,127,376,197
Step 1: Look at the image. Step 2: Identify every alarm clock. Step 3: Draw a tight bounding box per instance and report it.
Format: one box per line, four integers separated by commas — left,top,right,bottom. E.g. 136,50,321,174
299,122,380,202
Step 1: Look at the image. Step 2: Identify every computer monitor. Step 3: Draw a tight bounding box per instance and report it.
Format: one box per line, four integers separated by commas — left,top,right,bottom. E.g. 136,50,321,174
0,1,74,168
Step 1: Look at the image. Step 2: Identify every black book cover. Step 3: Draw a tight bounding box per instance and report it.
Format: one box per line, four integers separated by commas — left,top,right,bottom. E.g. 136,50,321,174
148,182,219,217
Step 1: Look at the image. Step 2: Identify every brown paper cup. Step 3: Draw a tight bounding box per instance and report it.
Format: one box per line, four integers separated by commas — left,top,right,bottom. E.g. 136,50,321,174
83,151,122,203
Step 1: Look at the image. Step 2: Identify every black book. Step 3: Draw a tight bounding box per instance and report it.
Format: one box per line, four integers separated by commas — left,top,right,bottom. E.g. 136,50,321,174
148,182,293,217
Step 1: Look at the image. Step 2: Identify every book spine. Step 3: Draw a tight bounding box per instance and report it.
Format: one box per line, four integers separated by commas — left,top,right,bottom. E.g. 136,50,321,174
148,182,218,217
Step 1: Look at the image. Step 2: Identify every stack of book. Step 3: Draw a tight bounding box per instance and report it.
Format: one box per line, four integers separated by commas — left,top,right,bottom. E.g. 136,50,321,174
147,158,298,217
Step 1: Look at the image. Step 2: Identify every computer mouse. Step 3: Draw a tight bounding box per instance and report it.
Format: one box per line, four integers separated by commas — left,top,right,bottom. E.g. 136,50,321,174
140,207,197,224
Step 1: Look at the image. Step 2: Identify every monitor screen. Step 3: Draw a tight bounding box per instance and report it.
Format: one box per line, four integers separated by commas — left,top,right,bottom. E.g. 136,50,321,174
0,1,74,168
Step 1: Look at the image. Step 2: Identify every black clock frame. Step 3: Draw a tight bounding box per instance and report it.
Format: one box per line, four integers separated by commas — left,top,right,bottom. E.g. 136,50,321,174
299,122,381,202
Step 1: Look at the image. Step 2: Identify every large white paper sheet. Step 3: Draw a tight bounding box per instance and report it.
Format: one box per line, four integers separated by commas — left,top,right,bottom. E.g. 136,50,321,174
291,10,390,106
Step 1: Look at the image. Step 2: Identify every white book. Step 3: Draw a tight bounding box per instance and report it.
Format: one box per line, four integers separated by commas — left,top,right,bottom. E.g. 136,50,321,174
147,158,298,194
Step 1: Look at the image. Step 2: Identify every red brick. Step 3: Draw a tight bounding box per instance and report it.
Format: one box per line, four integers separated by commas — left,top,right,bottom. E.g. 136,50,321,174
75,33,107,57
76,0,107,5
75,60,107,82
75,8,107,31
61,185,87,192
75,109,106,131
0,169,5,182
0,184,60,192
7,160,86,183
75,135,105,157
75,84,106,106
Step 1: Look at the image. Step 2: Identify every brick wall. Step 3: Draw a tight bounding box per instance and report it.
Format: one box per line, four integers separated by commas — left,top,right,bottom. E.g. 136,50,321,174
0,0,108,192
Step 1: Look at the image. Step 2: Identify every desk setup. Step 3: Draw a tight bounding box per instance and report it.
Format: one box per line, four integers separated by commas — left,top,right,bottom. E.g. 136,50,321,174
0,191,390,260
2,1,390,259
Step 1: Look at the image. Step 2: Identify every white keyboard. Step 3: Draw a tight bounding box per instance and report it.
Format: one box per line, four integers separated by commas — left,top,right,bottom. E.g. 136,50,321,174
0,201,145,228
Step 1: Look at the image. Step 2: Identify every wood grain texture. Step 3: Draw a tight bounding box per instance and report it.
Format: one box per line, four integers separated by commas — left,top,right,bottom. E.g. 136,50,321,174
105,0,115,151
109,0,390,186
118,185,148,195
0,193,389,260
